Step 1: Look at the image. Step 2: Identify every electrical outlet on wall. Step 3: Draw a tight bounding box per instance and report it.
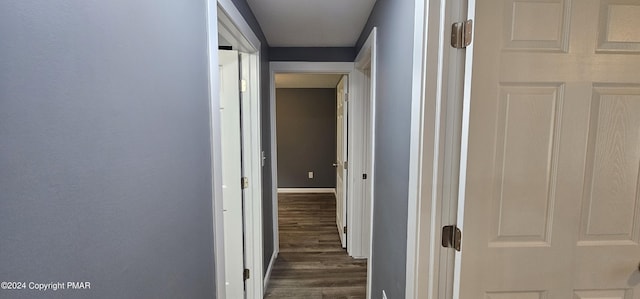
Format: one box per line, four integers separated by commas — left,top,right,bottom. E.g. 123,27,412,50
308,171,314,179
382,290,388,299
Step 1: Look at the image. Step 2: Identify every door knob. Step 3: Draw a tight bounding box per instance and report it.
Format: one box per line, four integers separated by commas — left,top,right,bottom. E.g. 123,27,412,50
332,163,339,167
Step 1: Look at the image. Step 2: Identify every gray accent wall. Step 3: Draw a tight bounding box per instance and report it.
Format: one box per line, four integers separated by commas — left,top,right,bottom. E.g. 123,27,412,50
0,1,214,298
276,89,337,188
228,0,275,278
270,47,356,62
356,0,417,298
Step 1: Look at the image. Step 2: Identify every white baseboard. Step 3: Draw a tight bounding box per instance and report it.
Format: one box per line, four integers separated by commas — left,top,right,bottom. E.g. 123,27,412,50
263,250,278,291
277,188,336,194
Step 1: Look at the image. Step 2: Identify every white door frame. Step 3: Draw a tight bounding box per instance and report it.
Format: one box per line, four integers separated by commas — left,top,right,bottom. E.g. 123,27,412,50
404,0,473,297
452,1,475,297
404,0,432,297
209,0,263,298
269,62,353,260
268,60,376,282
354,28,378,299
404,0,484,297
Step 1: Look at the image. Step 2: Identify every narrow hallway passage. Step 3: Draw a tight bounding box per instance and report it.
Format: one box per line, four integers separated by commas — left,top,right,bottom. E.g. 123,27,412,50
265,193,367,298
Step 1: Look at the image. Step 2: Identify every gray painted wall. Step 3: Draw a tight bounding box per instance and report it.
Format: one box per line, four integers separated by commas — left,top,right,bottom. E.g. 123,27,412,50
355,0,417,297
227,0,275,278
0,1,215,298
276,89,336,188
270,47,356,62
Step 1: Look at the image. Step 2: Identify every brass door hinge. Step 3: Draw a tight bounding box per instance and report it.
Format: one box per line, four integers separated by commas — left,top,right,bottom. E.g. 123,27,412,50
451,20,473,49
243,268,250,280
442,225,462,251
241,177,249,189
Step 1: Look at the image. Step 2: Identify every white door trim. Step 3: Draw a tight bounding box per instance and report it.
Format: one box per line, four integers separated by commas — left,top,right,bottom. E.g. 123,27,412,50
405,0,469,297
263,250,277,291
239,51,264,299
206,2,225,298
212,1,263,298
452,1,476,297
355,27,378,299
405,0,430,297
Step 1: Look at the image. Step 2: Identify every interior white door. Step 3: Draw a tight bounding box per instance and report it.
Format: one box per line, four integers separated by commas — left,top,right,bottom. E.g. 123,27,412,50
219,49,245,299
456,0,640,298
336,75,348,248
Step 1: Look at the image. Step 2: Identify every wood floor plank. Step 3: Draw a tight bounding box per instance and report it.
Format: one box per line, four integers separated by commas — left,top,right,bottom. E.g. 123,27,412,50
264,193,367,299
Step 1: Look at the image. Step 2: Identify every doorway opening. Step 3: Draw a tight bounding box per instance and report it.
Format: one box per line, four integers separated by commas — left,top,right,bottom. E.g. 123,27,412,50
267,70,368,297
274,73,349,249
266,30,377,296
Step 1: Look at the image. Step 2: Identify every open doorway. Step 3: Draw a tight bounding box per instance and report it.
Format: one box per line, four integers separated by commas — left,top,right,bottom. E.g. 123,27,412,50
274,73,343,195
267,61,375,257
267,71,365,297
273,73,348,249
266,35,377,295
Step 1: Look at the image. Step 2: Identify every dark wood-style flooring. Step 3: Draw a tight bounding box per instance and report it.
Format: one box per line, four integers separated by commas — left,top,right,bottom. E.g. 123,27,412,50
264,193,367,299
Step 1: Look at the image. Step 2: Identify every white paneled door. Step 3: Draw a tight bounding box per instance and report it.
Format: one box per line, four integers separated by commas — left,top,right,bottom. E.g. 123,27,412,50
336,75,348,248
457,0,640,298
219,50,245,299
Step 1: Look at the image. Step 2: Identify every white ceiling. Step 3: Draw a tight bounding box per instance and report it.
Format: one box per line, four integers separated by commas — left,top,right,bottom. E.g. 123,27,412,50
275,74,342,88
246,0,377,47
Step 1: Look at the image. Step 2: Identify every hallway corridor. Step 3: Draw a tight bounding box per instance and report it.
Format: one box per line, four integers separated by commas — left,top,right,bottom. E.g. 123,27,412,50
265,193,367,298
